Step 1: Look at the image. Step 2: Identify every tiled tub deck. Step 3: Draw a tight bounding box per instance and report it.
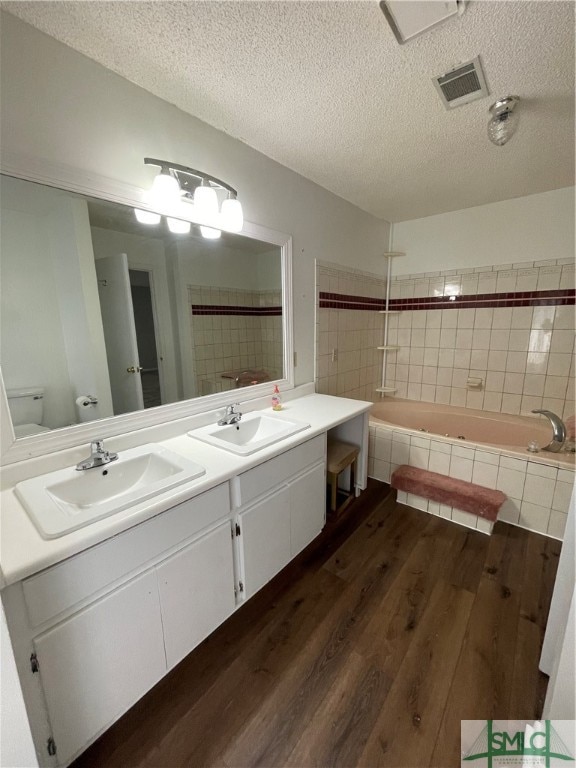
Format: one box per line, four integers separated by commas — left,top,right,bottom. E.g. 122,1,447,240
368,421,574,539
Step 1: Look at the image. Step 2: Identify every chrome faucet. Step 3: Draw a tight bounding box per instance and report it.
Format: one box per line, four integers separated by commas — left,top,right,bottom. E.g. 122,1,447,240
218,403,242,426
76,439,118,470
532,410,567,453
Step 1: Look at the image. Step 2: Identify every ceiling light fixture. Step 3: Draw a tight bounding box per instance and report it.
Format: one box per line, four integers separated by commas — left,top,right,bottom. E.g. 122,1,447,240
134,158,244,238
487,96,520,146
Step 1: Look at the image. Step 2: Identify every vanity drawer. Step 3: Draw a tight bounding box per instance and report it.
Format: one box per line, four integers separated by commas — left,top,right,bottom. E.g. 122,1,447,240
23,482,230,628
238,435,326,508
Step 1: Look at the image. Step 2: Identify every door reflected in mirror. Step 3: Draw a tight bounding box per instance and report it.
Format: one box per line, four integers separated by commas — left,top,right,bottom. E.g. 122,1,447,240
0,174,284,439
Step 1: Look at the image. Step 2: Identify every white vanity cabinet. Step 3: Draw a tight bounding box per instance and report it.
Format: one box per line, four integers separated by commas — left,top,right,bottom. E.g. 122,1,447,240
3,482,234,767
32,570,166,767
235,435,326,599
157,520,236,670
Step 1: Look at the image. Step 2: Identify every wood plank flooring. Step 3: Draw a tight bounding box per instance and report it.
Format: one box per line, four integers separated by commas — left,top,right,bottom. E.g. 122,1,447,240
71,481,561,768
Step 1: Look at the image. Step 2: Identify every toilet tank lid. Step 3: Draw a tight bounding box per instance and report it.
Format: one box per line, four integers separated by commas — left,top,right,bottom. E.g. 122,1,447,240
6,387,44,399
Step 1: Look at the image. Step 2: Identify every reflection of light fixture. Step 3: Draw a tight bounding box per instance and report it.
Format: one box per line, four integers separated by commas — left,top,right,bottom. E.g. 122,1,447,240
487,96,520,146
134,158,244,239
134,208,161,225
199,226,221,240
167,217,191,234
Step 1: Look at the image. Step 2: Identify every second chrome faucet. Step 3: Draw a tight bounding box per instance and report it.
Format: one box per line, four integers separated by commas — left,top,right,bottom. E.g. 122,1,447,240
218,403,242,426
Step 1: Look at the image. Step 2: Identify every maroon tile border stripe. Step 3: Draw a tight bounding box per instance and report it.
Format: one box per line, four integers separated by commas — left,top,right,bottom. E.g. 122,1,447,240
319,289,575,311
192,304,282,316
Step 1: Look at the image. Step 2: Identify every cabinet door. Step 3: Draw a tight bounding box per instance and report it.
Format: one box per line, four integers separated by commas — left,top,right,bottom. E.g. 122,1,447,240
239,485,291,599
34,570,166,766
290,462,326,557
157,521,236,670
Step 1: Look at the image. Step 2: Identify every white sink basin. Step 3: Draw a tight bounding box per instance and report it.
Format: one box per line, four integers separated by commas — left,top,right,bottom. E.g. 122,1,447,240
15,443,206,539
189,412,310,455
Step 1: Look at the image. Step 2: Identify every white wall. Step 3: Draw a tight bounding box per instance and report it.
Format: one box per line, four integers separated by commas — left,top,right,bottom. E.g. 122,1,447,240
0,12,392,387
392,187,575,275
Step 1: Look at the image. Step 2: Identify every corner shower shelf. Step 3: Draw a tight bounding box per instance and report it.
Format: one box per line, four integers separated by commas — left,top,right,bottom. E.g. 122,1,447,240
377,252,405,398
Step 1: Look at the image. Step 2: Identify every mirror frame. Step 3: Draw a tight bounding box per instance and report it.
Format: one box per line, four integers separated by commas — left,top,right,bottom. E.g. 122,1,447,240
0,151,294,465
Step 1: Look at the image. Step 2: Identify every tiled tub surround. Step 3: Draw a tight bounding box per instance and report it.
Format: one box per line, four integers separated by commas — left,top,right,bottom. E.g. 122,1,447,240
384,258,575,419
315,261,387,400
190,286,283,395
368,416,574,540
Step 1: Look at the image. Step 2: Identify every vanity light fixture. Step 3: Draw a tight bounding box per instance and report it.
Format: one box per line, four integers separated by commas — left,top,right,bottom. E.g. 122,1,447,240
134,158,244,239
487,96,520,146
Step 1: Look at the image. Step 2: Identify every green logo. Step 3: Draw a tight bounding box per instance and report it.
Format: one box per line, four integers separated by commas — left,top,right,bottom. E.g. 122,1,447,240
463,720,574,767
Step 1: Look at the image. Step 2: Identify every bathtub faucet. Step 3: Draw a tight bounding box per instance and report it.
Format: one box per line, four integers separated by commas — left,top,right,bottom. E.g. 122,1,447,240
531,410,567,453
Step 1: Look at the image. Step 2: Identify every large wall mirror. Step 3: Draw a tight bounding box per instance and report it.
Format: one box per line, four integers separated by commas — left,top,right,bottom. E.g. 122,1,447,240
0,172,291,457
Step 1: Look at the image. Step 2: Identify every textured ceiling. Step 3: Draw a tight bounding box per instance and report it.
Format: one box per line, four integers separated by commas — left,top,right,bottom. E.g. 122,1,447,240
2,1,575,222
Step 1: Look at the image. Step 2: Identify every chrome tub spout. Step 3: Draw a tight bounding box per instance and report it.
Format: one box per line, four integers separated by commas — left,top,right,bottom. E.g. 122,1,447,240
531,410,567,453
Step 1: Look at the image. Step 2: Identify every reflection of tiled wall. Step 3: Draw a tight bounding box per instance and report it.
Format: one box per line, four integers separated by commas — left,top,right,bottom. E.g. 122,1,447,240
315,261,387,400
385,258,575,419
189,286,283,395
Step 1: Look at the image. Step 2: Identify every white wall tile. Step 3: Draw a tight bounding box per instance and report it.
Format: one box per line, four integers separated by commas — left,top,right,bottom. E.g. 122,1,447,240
472,461,499,487
523,473,556,508
451,509,480,530
497,467,526,498
547,353,572,377
438,504,453,518
499,456,527,472
407,493,429,512
474,449,500,465
429,451,450,475
504,372,525,394
450,456,473,482
519,501,550,534
476,518,494,534
548,510,568,539
527,461,558,480
430,440,452,454
409,446,429,469
498,497,521,524
552,481,573,513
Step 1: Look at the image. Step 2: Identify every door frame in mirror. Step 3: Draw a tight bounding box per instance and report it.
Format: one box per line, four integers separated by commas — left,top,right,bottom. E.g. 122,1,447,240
0,152,293,465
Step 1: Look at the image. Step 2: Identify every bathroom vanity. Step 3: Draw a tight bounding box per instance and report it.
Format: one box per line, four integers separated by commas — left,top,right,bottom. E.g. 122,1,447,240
0,393,370,767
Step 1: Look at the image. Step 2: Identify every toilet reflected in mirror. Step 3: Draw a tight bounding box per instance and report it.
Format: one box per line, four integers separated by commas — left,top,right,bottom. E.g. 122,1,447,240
6,387,50,438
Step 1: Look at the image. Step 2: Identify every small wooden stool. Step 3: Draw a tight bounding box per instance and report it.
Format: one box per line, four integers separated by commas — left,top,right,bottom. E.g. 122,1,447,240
326,439,360,514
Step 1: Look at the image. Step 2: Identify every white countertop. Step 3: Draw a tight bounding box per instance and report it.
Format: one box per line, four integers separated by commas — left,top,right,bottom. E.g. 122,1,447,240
0,394,371,587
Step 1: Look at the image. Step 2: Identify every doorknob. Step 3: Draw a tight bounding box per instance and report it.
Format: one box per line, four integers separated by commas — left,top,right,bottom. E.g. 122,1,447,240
127,366,143,373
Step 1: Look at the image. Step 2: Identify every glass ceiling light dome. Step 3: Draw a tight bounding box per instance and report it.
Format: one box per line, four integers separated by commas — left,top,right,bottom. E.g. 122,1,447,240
487,96,520,146
135,158,244,239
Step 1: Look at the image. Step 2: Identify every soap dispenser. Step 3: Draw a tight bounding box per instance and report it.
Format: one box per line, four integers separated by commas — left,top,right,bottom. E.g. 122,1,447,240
272,384,282,411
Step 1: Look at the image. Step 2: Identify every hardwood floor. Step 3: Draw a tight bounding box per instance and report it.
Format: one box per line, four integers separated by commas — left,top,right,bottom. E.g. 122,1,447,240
71,481,561,768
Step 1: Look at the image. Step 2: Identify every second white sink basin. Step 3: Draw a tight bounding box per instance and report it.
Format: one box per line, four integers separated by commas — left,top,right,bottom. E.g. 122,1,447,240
15,443,206,539
189,412,310,455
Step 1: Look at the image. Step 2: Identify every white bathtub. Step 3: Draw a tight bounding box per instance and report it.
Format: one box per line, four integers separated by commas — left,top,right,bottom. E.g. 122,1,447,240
368,399,574,539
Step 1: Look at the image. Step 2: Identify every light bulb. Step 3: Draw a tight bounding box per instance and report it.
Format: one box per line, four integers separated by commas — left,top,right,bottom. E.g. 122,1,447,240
194,184,219,220
167,217,191,234
149,171,181,207
221,198,244,232
134,208,161,225
200,226,221,239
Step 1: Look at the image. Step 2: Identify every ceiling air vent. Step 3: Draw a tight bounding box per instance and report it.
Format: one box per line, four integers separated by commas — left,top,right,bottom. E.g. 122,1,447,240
433,56,489,109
